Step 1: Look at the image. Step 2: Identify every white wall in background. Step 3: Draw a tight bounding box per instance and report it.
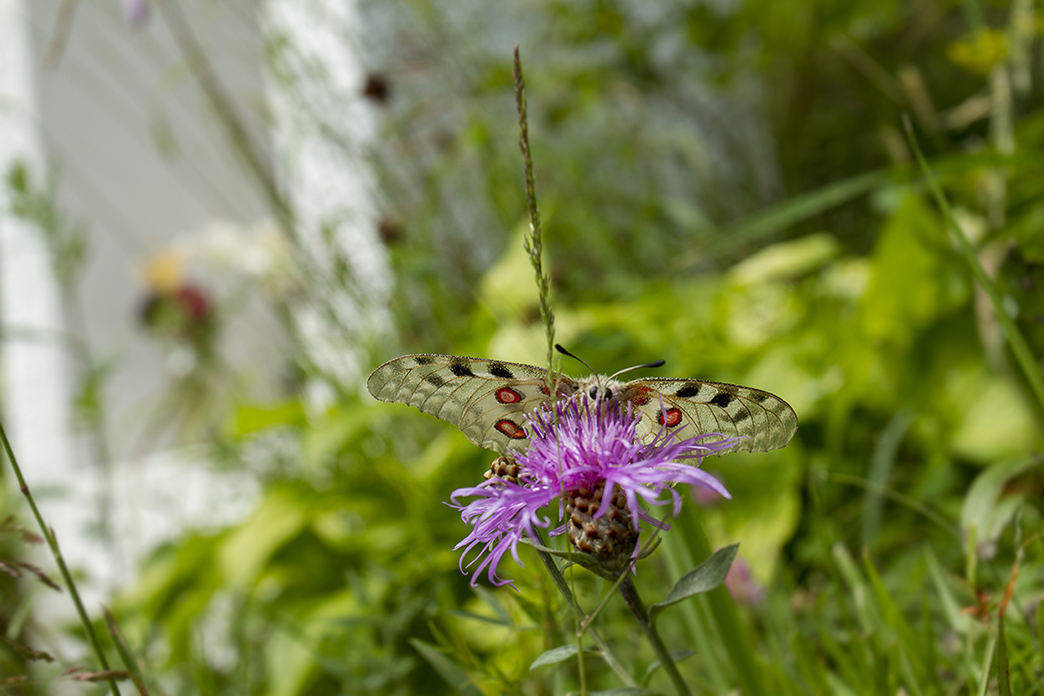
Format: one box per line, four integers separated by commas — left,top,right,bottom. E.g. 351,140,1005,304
260,0,391,402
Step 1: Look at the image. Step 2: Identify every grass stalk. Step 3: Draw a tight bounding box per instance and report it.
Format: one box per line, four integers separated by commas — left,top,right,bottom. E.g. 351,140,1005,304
0,421,120,696
512,44,556,377
903,115,1044,410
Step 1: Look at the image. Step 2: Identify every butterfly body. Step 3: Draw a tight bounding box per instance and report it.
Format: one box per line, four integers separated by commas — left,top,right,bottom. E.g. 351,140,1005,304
366,354,797,456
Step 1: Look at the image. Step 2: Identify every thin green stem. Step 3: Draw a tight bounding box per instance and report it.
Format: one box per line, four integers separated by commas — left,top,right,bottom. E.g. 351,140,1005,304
619,576,692,696
532,538,638,688
512,44,556,379
903,116,1044,410
0,421,119,695
157,0,290,229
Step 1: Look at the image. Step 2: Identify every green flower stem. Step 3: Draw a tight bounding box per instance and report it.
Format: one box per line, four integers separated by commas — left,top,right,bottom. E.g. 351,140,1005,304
532,539,638,688
0,421,120,696
619,576,692,696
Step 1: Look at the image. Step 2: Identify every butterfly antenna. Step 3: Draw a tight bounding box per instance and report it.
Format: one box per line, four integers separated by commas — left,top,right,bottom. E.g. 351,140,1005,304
555,344,597,375
608,358,666,381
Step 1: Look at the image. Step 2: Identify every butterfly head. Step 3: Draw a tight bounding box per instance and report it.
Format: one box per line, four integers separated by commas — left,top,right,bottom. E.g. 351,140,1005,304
555,344,667,405
578,375,622,403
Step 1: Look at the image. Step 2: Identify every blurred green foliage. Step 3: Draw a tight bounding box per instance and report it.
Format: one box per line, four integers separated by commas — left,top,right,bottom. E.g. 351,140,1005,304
5,0,1044,693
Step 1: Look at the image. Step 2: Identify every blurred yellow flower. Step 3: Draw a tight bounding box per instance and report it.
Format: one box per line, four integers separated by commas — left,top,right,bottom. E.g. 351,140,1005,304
947,28,1008,75
142,251,186,293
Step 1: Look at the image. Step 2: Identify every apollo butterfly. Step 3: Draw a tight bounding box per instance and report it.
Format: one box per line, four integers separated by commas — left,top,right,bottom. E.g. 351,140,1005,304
366,347,797,456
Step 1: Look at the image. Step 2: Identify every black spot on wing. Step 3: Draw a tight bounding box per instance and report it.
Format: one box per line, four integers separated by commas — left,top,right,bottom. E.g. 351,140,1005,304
733,409,751,422
426,374,445,388
413,356,434,365
710,392,732,408
753,392,768,403
488,362,514,379
675,383,702,398
449,362,474,377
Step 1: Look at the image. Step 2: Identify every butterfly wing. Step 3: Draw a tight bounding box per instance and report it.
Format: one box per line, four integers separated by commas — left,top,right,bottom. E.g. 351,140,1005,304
366,354,577,454
622,378,797,454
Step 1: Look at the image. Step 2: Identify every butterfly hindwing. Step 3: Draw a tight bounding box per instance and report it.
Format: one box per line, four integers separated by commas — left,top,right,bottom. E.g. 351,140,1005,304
366,354,576,454
622,378,797,454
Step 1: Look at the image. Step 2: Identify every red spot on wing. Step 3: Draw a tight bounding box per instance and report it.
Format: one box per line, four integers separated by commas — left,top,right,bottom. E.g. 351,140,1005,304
496,387,523,404
658,408,683,428
629,384,654,406
539,381,571,397
495,420,528,439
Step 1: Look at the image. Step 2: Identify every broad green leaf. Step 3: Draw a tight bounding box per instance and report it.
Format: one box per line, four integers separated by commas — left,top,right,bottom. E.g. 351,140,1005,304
230,400,306,438
530,644,598,670
948,372,1039,463
961,456,1040,551
478,223,541,319
862,192,966,345
649,544,738,624
218,487,309,589
728,232,840,286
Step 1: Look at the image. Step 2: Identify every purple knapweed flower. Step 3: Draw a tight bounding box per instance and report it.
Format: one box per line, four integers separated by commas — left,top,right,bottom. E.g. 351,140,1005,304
449,397,739,587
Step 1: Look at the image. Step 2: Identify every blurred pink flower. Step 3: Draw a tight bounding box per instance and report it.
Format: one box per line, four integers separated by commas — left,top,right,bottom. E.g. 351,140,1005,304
725,556,766,605
122,0,149,27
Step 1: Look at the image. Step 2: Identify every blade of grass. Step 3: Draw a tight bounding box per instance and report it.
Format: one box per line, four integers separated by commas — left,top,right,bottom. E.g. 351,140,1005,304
862,550,930,696
672,505,766,696
861,409,915,548
0,421,119,696
660,531,730,690
103,606,151,695
995,614,1011,696
512,44,555,377
977,626,998,696
904,115,1044,410
410,639,484,696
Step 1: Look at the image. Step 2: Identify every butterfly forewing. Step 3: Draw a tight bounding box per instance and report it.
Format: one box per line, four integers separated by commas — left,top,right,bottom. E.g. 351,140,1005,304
366,354,573,454
623,378,797,454
368,354,797,457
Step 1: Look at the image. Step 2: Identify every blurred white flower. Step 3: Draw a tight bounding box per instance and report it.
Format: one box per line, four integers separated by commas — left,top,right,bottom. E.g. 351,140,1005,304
169,218,297,295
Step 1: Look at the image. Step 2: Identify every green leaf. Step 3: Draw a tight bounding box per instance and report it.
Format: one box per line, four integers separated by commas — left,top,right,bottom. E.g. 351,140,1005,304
862,192,964,345
217,487,309,589
230,400,306,438
409,639,484,696
728,232,841,286
529,644,599,670
649,544,738,624
960,456,1040,550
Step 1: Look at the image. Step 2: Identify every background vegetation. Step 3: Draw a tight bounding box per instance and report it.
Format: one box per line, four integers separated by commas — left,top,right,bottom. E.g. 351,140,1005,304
3,0,1044,694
